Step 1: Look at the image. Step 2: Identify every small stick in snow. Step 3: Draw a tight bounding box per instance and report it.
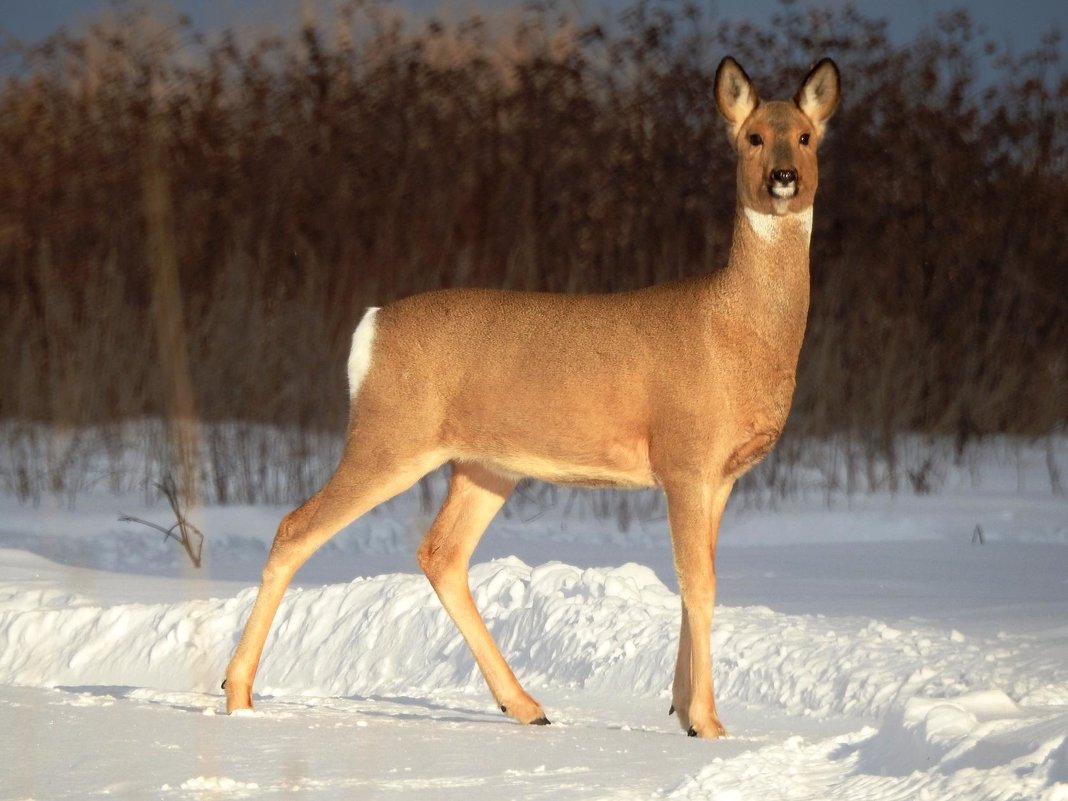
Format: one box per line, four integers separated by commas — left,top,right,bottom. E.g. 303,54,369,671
119,475,204,567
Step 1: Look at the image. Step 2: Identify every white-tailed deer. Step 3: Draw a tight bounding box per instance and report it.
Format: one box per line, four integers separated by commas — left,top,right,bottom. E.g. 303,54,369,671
224,56,840,738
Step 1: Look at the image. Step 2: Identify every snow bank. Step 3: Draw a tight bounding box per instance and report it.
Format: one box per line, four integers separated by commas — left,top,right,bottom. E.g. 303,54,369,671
4,551,1067,800
1,557,1064,725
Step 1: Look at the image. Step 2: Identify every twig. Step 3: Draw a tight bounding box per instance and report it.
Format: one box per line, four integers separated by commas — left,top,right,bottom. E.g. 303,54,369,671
119,474,204,567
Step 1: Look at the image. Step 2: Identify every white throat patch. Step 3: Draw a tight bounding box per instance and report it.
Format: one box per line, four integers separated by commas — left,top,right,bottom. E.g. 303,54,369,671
744,206,813,244
347,307,380,398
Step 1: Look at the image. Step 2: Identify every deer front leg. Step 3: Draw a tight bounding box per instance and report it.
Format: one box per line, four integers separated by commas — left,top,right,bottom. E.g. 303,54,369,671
669,603,692,726
665,479,733,738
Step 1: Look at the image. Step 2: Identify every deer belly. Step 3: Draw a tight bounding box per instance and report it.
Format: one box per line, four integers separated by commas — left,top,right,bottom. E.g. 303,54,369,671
470,438,656,489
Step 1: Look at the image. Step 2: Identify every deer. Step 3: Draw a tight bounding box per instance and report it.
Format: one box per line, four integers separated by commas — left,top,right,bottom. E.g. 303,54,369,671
223,56,840,738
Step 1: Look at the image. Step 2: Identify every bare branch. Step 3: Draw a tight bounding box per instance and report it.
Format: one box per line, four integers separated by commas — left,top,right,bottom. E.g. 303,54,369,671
119,474,204,567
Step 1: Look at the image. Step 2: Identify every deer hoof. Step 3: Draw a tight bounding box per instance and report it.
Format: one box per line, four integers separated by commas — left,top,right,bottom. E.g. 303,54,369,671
500,705,551,726
687,720,728,739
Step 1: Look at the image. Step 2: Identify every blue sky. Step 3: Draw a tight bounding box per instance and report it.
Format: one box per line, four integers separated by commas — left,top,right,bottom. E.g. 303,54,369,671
2,0,1067,56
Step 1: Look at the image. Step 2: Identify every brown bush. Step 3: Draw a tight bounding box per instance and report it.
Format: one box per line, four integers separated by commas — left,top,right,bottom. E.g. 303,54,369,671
0,1,1065,502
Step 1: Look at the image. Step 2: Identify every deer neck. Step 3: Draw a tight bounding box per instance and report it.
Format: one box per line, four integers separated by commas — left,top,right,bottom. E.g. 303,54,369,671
719,203,813,350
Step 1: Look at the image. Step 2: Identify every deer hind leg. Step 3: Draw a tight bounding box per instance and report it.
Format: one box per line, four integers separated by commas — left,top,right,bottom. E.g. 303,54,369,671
224,437,442,713
665,478,733,738
416,462,548,725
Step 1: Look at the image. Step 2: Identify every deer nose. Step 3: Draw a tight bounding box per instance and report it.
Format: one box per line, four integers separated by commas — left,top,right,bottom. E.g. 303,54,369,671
771,168,797,185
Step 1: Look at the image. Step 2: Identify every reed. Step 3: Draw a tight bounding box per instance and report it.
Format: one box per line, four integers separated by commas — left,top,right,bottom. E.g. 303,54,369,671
1,1,1065,505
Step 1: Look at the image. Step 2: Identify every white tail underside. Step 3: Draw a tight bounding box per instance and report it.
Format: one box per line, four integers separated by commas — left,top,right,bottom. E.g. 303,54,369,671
347,307,380,398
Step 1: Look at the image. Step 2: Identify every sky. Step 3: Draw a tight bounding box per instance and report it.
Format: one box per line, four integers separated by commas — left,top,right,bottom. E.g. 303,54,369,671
2,0,1067,57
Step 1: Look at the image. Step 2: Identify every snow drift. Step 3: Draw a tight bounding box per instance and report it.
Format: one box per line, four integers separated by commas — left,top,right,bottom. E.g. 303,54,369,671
2,555,1065,726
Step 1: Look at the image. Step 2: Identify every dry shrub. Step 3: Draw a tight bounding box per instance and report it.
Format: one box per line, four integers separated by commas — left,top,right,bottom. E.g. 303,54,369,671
1,1,1065,504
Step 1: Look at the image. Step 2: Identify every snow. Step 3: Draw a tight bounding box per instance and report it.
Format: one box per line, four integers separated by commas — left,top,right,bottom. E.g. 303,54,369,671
1,437,1066,799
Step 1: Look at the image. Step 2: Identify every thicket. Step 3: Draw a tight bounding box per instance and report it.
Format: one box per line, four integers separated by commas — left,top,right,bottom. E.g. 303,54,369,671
1,1,1065,504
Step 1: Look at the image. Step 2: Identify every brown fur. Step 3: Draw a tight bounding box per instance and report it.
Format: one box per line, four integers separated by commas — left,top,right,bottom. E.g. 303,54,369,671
224,56,841,738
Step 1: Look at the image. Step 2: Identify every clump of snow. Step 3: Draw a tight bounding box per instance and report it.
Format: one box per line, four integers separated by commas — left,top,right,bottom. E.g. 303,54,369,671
668,717,1068,801
854,689,1024,776
177,776,259,790
160,776,260,797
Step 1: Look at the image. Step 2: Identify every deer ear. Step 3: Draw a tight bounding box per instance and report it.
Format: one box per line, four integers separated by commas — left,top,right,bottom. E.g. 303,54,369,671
715,57,759,142
795,58,840,137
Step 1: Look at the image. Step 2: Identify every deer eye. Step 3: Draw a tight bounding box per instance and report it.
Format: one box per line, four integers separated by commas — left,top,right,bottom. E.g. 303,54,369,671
748,133,763,147
799,133,811,146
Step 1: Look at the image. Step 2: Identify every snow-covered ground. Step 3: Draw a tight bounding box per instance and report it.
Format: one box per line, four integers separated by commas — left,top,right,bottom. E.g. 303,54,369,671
1,438,1066,800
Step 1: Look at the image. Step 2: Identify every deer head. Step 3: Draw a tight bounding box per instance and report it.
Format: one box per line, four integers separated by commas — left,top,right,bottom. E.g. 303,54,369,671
715,57,840,216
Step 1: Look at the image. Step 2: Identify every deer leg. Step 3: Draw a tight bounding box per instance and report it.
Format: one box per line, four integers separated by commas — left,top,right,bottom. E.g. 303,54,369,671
665,479,733,738
224,439,441,713
416,462,547,725
669,603,692,724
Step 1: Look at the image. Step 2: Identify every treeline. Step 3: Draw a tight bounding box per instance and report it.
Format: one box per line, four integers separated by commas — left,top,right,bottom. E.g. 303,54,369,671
1,1,1065,469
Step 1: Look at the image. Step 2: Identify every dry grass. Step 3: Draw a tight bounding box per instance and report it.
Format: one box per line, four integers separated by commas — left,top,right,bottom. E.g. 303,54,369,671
1,1,1065,506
